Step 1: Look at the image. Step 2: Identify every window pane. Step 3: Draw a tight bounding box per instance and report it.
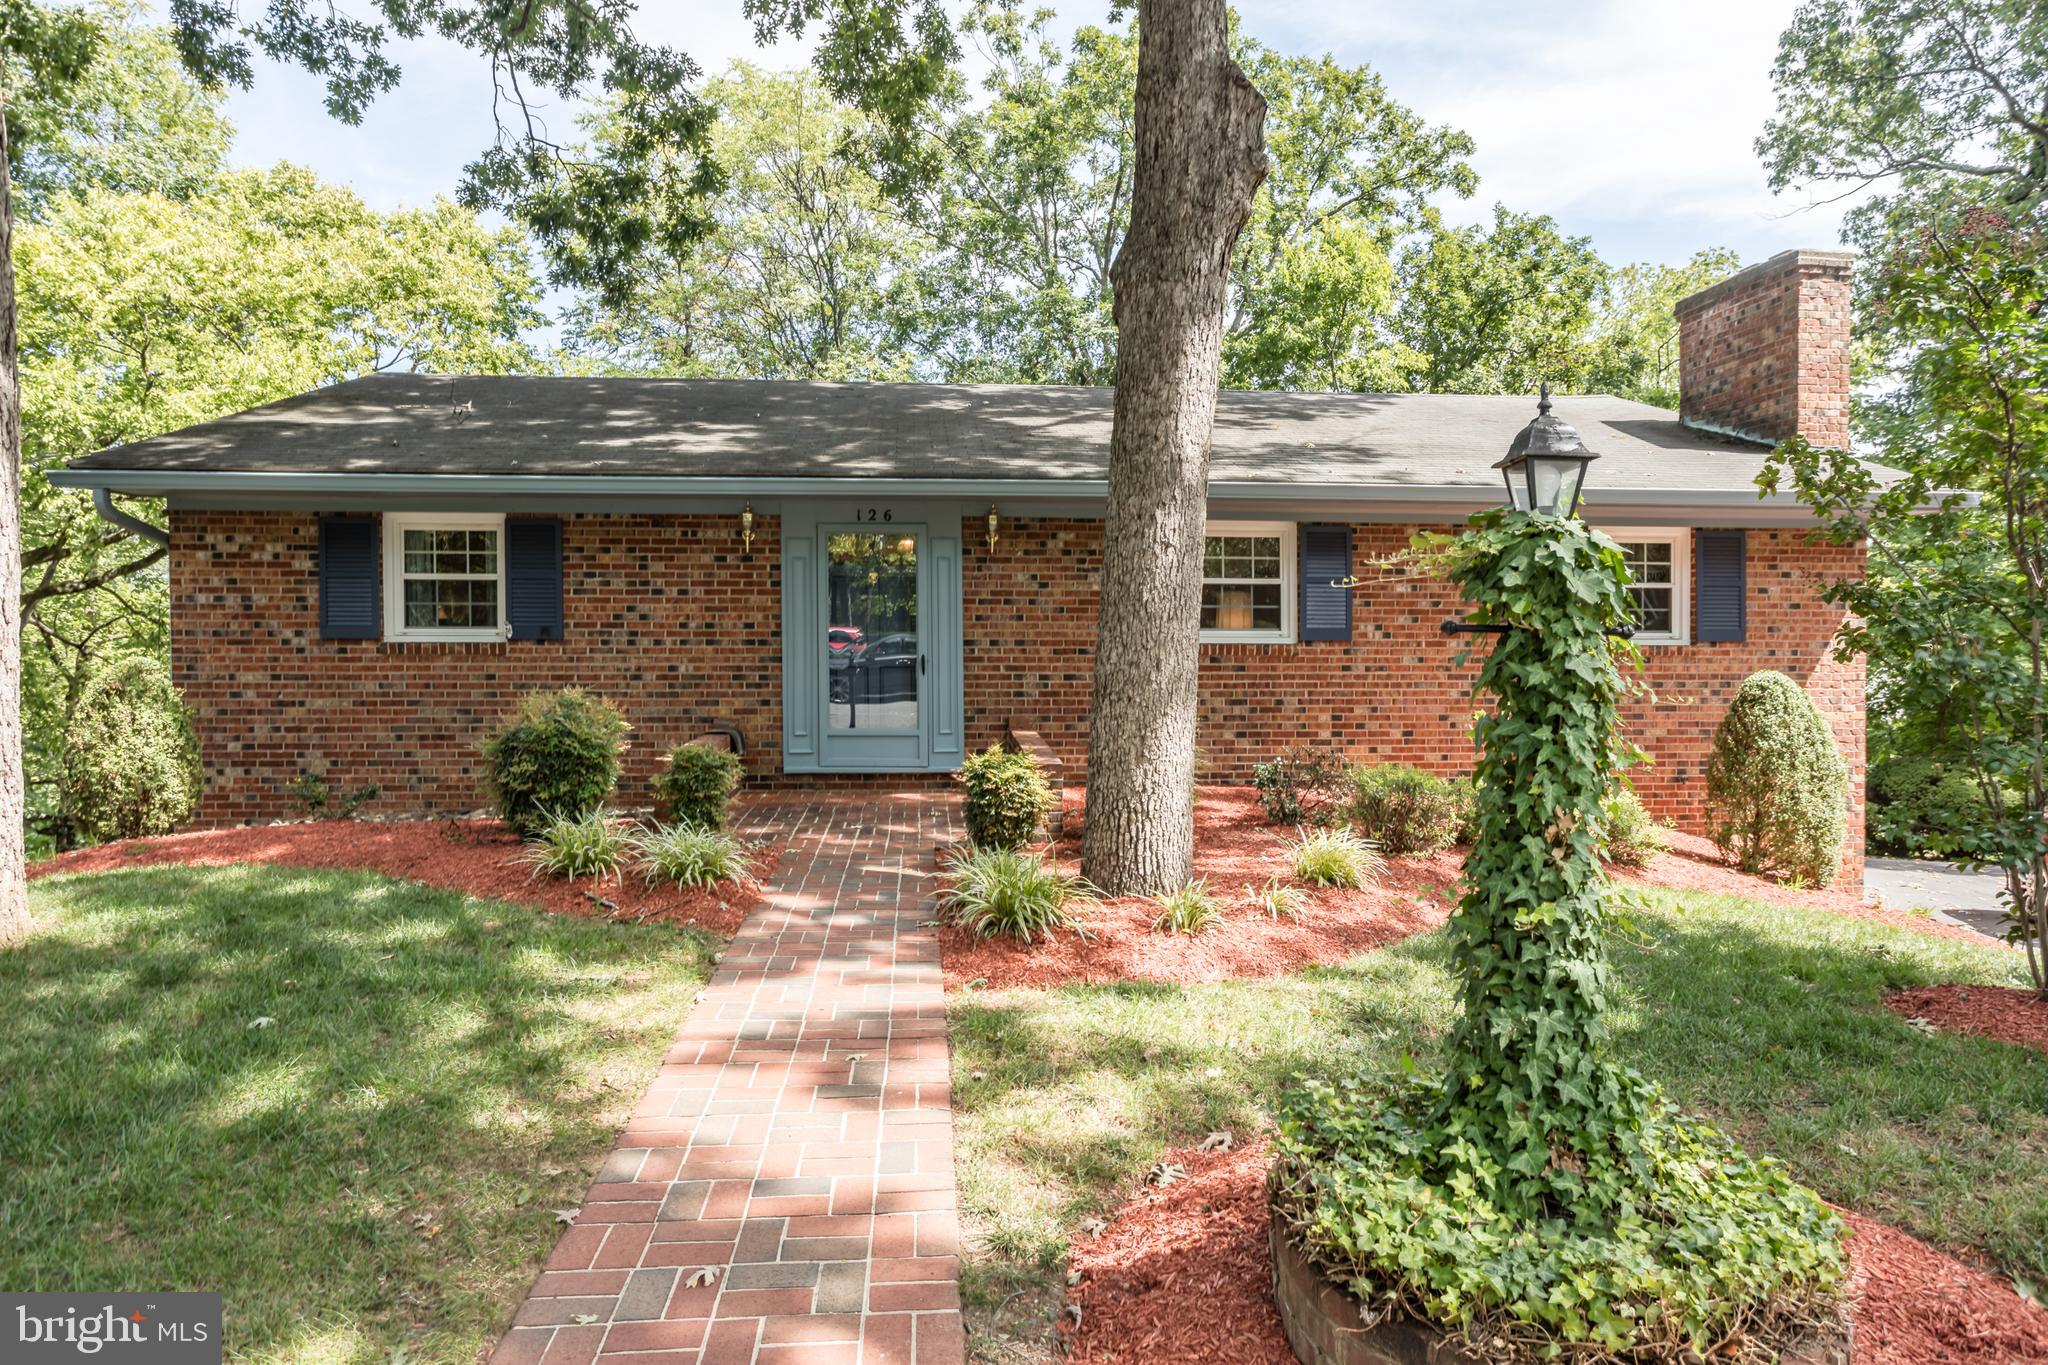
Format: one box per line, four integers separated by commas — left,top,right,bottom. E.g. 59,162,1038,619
1630,586,1673,634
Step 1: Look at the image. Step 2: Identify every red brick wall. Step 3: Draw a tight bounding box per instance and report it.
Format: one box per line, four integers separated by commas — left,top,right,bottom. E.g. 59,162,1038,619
170,510,782,824
1677,248,1854,450
171,508,1864,877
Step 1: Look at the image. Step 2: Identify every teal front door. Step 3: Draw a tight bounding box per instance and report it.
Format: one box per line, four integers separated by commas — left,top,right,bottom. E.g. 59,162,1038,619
781,503,964,774
820,524,928,768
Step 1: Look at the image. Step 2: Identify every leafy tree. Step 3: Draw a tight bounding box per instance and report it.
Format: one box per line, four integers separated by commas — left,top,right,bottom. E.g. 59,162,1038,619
1759,0,2048,212
1581,248,1742,407
1763,196,2048,986
566,64,928,380
1393,205,1608,393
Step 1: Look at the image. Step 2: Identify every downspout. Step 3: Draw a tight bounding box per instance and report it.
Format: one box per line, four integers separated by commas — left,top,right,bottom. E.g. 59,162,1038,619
90,488,169,548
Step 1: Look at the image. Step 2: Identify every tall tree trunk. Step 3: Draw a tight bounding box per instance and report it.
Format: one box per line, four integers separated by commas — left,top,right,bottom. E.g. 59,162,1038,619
1079,0,1265,896
0,100,25,944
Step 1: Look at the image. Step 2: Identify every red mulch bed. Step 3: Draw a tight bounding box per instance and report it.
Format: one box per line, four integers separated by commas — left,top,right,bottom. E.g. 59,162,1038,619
941,789,2001,992
1887,984,2048,1056
939,788,1462,990
1060,1139,2048,1365
28,818,773,935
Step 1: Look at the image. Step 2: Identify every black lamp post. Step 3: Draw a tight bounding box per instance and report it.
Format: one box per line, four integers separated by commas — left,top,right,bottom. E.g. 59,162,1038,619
1493,383,1598,517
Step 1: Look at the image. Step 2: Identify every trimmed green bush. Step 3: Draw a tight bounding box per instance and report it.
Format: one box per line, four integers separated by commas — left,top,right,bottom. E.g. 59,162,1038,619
655,743,743,829
481,688,629,837
634,821,751,888
1707,671,1849,886
1150,879,1223,935
939,847,1092,942
522,809,630,882
1251,745,1347,825
1346,763,1464,855
61,657,202,844
959,744,1058,851
1289,827,1385,888
1600,788,1667,868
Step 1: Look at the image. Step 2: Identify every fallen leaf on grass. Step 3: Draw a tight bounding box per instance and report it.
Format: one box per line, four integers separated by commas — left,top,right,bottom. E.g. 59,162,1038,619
553,1209,579,1225
1145,1161,1187,1188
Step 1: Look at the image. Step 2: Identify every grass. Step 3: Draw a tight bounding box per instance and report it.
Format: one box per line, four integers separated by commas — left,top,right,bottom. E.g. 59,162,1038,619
949,884,2048,1349
1,864,719,1364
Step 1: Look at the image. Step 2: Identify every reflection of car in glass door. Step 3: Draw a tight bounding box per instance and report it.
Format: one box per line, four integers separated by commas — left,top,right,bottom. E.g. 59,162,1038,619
825,532,921,736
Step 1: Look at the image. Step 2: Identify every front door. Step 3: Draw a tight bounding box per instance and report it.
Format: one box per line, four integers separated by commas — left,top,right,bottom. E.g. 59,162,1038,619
820,524,928,768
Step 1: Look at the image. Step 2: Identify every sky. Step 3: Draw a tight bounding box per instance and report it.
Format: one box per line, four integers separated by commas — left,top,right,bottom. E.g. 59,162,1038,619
208,0,1853,276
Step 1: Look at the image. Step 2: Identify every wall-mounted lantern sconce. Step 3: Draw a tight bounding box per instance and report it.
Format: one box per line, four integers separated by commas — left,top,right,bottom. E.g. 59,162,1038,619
741,501,755,552
986,504,1000,551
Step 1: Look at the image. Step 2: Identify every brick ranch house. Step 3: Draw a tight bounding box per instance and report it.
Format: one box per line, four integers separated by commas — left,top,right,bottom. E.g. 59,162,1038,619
52,247,1879,873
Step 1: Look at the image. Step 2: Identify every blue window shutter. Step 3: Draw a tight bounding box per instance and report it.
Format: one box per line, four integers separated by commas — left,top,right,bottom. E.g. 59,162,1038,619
506,517,564,641
1299,524,1353,642
318,515,379,640
1695,530,1747,642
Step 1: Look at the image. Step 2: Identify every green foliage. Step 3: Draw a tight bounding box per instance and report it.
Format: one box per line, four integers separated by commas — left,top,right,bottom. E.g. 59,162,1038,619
1580,250,1744,407
1272,1073,1845,1358
1868,756,2009,857
481,689,629,838
939,848,1091,943
287,772,381,820
1150,880,1223,936
959,744,1058,851
1600,788,1668,869
1268,512,1845,1358
522,810,631,883
1346,763,1464,856
1706,672,1849,887
633,821,751,889
59,656,200,843
1243,875,1307,921
1251,744,1347,825
654,743,743,831
1289,827,1384,889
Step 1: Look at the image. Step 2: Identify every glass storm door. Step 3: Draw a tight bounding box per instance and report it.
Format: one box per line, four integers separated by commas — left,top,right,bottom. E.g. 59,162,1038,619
820,526,928,768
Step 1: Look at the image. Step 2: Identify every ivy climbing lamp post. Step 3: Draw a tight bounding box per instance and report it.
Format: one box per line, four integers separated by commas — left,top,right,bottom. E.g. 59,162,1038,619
1493,382,1597,517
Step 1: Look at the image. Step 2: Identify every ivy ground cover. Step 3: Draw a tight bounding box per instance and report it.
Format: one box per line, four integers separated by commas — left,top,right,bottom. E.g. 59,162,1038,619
948,885,2048,1359
0,864,718,1363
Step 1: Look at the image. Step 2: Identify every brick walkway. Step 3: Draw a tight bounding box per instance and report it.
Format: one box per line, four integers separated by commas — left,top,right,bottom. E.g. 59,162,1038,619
493,793,964,1365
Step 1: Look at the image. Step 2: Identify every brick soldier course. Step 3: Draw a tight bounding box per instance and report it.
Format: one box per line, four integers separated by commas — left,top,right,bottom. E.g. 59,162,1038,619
492,792,965,1365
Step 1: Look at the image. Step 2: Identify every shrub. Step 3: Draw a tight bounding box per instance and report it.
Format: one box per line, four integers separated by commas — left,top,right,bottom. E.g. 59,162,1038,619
1448,775,1480,844
61,657,201,843
1251,745,1348,825
655,743,743,830
939,847,1091,943
287,772,382,819
1289,827,1385,888
522,809,630,882
1346,764,1464,855
1706,671,1849,886
959,744,1058,850
482,688,629,837
1599,788,1667,868
1244,876,1307,920
1868,756,2007,857
634,821,751,888
1151,879,1223,935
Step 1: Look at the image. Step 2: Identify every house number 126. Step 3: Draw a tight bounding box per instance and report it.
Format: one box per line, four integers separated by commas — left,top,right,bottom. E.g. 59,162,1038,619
857,508,894,522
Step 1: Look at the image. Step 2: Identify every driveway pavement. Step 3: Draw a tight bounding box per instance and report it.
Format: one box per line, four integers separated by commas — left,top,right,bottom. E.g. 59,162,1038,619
1865,857,2011,940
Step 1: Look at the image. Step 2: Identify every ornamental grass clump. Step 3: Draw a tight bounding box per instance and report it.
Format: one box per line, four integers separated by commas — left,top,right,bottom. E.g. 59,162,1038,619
1244,876,1307,920
523,809,630,882
1150,879,1223,935
940,847,1092,943
1272,512,1845,1363
959,744,1059,850
1289,827,1384,888
634,821,751,889
483,688,629,837
1707,670,1850,886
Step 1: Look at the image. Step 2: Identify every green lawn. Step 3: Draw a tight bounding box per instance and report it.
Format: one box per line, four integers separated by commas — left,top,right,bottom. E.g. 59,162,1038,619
950,886,2048,1352
1,864,719,1364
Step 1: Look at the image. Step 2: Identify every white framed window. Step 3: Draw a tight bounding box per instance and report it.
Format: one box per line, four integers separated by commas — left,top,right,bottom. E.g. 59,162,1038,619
383,513,507,642
1200,521,1296,643
1607,528,1689,645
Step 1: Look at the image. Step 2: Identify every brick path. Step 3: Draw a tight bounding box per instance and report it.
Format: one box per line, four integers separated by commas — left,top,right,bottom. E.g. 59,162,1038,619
493,793,964,1365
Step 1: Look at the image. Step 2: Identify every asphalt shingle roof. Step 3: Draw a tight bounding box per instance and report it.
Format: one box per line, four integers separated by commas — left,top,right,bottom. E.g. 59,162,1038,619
64,373,1789,496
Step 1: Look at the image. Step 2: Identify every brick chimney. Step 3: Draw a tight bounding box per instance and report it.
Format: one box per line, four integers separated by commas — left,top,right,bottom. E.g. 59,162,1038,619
1674,248,1853,450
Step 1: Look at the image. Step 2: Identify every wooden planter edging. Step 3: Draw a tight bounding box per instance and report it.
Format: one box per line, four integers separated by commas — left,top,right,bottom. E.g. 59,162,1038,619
1267,1205,1853,1365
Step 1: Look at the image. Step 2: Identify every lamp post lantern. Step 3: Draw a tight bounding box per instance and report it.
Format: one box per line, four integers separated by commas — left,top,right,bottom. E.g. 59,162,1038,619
1494,382,1598,517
